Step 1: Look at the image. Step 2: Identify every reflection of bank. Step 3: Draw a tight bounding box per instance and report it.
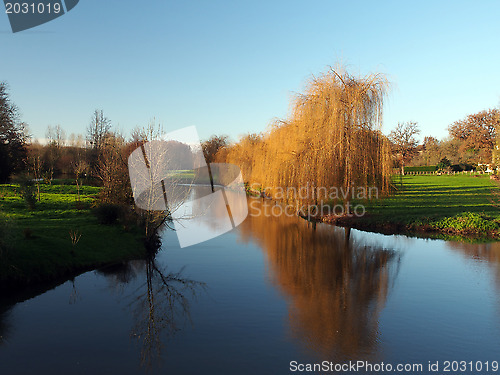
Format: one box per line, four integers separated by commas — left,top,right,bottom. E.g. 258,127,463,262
239,200,400,360
0,276,77,349
447,241,500,289
0,257,205,372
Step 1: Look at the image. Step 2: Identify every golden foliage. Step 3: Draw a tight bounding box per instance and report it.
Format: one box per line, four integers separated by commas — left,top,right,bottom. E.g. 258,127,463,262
217,66,391,207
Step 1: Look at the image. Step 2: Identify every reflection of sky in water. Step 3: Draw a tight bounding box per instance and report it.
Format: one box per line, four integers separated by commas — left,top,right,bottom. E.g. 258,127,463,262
173,187,233,246
171,186,248,248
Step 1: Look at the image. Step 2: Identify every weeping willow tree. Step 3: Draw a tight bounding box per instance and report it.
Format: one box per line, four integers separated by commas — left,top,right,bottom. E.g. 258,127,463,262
219,66,391,213
215,133,265,183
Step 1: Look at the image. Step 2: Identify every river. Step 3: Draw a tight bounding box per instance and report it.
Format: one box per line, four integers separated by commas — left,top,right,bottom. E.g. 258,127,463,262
1,198,499,374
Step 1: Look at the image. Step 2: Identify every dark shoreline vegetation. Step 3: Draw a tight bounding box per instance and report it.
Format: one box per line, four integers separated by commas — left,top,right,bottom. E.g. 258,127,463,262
0,180,148,289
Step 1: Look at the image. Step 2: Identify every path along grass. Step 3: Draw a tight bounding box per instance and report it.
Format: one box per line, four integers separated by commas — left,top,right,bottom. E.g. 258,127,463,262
0,182,145,286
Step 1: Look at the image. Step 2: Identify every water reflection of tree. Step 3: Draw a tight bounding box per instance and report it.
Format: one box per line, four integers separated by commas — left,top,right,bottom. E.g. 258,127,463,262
239,201,400,360
97,256,206,370
131,258,205,369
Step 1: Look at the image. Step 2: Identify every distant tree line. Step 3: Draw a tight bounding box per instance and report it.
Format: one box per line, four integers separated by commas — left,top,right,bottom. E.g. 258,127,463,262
0,82,138,210
386,108,500,173
2,77,499,204
0,82,176,248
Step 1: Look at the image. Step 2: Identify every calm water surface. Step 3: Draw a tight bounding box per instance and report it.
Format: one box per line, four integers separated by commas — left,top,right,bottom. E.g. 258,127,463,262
1,199,500,374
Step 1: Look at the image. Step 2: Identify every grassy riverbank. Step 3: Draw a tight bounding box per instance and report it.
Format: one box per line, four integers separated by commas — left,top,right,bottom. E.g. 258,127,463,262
328,174,500,240
0,182,146,287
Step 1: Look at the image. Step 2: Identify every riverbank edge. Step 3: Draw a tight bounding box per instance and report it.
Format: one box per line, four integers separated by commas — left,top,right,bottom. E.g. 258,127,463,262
316,213,500,241
0,184,150,290
251,192,500,241
247,175,500,241
0,216,150,289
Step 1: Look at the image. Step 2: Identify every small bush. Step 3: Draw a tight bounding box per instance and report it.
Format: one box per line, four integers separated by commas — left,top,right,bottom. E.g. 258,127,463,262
17,176,37,210
436,157,452,171
431,212,498,233
69,229,82,246
451,163,474,172
93,204,121,225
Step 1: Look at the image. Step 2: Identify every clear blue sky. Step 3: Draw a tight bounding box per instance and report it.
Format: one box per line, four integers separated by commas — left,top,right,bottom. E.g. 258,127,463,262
1,0,499,143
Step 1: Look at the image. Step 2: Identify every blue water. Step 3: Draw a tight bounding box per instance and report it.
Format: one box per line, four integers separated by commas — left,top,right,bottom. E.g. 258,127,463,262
1,200,499,374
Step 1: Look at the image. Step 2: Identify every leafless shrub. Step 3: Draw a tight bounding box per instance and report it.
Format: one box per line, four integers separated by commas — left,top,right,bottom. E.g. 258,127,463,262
69,229,82,247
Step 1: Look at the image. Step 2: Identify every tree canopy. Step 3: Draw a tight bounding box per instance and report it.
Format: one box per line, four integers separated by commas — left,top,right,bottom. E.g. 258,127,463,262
0,82,27,182
202,135,229,164
448,108,499,163
388,121,420,175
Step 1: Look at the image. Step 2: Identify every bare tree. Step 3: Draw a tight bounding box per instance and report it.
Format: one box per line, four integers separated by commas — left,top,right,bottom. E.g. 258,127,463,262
46,125,66,148
73,160,88,202
43,125,61,184
30,154,42,201
388,121,420,175
68,133,84,148
87,110,112,174
87,110,111,151
409,136,441,167
96,132,131,206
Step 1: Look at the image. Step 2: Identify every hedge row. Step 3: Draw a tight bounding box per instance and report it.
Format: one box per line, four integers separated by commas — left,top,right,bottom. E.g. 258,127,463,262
405,166,437,172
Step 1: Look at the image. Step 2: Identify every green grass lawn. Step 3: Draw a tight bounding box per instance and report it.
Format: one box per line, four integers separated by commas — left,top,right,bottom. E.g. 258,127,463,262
358,174,500,237
0,181,146,285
